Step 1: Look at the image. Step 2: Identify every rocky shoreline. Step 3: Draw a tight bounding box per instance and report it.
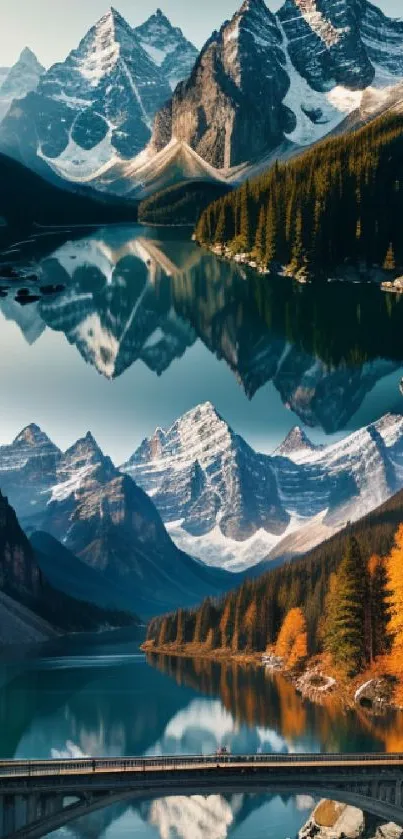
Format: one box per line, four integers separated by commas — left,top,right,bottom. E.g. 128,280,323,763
142,643,401,714
299,800,402,839
201,242,399,288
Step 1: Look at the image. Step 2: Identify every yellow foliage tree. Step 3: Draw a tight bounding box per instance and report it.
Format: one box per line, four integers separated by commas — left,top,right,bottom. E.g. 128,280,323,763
387,524,403,660
276,607,308,670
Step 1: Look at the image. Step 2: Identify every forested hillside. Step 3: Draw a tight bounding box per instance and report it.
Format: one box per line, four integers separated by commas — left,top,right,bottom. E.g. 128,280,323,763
144,487,403,678
195,114,403,281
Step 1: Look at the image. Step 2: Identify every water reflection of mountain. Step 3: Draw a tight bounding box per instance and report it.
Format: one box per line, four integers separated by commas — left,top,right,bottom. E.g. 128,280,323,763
4,226,403,432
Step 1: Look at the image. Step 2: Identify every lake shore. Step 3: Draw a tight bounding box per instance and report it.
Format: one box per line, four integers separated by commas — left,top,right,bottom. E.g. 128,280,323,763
142,641,401,714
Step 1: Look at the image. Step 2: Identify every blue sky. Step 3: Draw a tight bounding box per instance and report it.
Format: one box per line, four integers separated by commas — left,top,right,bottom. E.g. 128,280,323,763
0,0,401,67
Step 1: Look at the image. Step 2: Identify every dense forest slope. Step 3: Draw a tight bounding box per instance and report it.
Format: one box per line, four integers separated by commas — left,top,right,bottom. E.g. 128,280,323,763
138,181,231,226
144,485,403,670
195,113,403,281
0,152,137,231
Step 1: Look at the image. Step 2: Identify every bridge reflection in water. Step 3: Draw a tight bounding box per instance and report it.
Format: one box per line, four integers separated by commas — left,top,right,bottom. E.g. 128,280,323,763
0,753,402,839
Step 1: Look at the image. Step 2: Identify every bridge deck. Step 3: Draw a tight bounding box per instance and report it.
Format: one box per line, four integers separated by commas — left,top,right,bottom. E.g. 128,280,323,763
0,753,402,778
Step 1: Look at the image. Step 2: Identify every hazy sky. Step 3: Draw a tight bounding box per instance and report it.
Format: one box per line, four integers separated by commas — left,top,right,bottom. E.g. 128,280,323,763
0,0,401,67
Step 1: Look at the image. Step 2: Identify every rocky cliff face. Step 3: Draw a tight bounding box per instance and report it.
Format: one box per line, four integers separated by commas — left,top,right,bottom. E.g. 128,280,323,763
152,0,291,168
151,0,403,168
278,0,374,92
0,489,41,598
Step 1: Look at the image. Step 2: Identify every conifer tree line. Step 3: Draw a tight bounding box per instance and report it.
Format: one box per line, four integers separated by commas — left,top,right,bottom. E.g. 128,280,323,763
195,114,403,279
144,491,403,678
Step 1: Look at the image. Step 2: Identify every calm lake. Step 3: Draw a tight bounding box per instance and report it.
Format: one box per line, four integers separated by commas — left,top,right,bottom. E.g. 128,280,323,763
1,224,403,462
0,630,401,839
2,225,403,838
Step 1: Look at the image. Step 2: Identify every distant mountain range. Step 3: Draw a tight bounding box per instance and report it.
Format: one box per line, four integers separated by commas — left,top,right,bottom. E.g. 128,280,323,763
0,47,44,122
122,403,403,570
0,424,234,617
2,403,403,576
0,7,198,192
0,0,402,198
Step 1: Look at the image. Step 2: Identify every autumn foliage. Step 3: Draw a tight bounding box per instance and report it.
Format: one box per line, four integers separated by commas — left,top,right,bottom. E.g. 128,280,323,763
275,607,308,670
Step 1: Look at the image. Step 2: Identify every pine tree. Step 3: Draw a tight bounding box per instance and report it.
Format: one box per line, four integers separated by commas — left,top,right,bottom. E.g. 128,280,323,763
265,197,277,266
176,609,184,646
240,184,251,252
158,617,168,647
368,555,390,659
324,537,369,675
243,598,258,650
215,204,227,245
254,206,266,263
383,242,396,271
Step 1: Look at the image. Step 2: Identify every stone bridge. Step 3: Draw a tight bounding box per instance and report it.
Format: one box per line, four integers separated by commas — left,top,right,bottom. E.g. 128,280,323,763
0,753,403,839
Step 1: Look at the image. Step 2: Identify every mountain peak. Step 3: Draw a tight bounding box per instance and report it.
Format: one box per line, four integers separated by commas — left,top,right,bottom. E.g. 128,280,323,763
276,426,316,458
18,47,42,66
13,424,54,448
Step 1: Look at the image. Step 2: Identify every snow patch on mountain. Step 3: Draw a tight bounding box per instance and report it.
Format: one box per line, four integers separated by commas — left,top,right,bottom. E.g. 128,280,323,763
123,405,403,571
134,9,198,91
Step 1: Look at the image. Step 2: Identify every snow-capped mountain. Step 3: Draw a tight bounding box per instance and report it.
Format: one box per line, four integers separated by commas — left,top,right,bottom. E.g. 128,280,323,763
0,424,232,616
1,0,401,191
275,426,320,458
135,9,198,92
0,424,62,521
0,47,44,122
152,0,403,167
0,8,195,187
122,405,403,571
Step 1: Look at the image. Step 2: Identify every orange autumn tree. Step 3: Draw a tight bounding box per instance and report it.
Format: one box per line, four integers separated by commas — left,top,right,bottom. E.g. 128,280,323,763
275,607,308,670
387,525,403,684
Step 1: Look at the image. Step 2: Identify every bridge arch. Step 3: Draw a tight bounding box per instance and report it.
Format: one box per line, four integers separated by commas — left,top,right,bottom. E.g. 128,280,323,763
0,755,402,839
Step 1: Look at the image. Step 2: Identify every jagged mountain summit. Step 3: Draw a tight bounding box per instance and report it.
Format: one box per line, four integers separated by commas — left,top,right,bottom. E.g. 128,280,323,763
275,426,320,458
122,405,403,571
152,0,291,168
0,47,44,121
0,423,232,616
151,0,403,168
135,9,198,91
1,0,401,191
0,7,195,185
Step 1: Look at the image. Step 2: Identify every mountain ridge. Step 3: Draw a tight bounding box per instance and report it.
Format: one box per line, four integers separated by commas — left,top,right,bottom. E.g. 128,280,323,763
1,0,402,195
0,422,235,616
122,403,403,571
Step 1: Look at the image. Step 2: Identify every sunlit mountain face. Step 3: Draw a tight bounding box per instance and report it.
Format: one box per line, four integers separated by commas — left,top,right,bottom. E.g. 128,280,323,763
1,224,403,460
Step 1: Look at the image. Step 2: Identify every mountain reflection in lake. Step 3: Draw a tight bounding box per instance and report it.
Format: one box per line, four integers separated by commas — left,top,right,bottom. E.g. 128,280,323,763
1,225,403,460
0,634,403,839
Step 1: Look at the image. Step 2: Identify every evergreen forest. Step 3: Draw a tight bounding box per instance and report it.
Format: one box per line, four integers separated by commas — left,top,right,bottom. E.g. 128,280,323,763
195,114,403,280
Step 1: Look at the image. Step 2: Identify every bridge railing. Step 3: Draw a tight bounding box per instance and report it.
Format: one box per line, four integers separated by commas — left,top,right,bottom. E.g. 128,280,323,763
0,753,402,778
